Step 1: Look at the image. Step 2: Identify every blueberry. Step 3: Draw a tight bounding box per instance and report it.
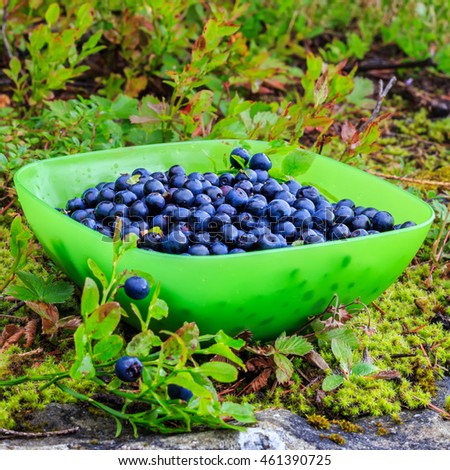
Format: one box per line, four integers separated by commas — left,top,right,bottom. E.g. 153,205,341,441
354,206,366,216
81,188,99,208
187,172,204,181
333,205,355,225
171,207,191,222
114,190,138,206
260,178,283,200
204,186,224,203
109,204,130,217
246,196,267,217
98,187,116,202
267,199,291,223
273,221,297,242
220,224,239,245
362,207,378,219
292,198,316,215
235,233,258,251
197,203,216,217
145,192,166,214
167,384,193,401
233,212,257,231
230,248,246,254
190,231,211,247
257,232,282,250
184,178,203,196
208,212,232,233
336,198,355,209
350,214,371,231
129,183,145,199
234,180,254,196
168,165,186,179
194,193,212,206
285,179,302,195
328,223,350,241
298,186,321,205
149,214,169,232
169,174,187,188
129,200,149,220
150,171,168,184
142,231,164,251
219,184,233,197
235,169,258,184
250,226,270,238
66,197,85,212
203,172,220,186
276,233,288,247
71,209,88,222
400,221,416,229
351,229,369,237
274,190,296,205
219,173,235,187
144,179,166,195
253,182,263,193
216,203,238,218
312,209,335,231
170,188,194,208
255,169,269,183
124,276,150,300
122,225,141,239
367,230,380,235
81,218,97,230
162,230,189,254
304,233,326,244
210,241,228,255
97,225,113,237
132,167,151,178
315,200,333,211
225,188,249,209
249,152,272,171
371,211,394,232
95,201,115,220
189,209,211,232
230,147,250,169
115,356,143,382
188,244,210,256
115,174,132,191
291,209,313,231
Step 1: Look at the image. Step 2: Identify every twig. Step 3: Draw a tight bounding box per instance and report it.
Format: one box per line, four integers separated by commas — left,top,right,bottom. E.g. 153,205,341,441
424,402,450,420
0,426,79,439
358,77,397,133
367,171,450,189
1,1,13,60
344,57,434,73
371,302,387,316
0,197,16,216
0,313,27,323
6,300,25,315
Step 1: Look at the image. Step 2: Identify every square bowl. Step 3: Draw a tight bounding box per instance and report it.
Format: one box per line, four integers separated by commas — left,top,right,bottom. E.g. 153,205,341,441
14,140,434,340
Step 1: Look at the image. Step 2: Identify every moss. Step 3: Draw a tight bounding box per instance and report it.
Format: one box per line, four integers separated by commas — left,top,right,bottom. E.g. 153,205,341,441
444,396,450,414
331,419,364,433
320,433,346,445
376,423,389,436
307,413,331,430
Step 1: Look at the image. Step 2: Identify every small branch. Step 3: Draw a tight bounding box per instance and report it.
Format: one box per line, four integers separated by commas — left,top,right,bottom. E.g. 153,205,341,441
0,198,16,216
6,300,25,315
358,76,397,133
0,426,79,439
344,57,434,73
1,1,13,61
367,171,450,189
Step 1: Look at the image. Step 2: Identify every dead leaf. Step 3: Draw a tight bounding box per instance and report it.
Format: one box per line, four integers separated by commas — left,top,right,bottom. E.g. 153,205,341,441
304,350,330,371
370,370,402,380
24,319,38,348
0,94,11,108
0,324,25,351
58,316,82,330
243,368,272,394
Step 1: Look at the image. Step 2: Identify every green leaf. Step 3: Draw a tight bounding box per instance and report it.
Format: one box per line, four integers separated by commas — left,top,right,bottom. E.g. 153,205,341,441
81,277,99,318
275,332,312,356
70,354,95,380
42,281,74,304
322,374,345,391
161,332,188,367
5,284,38,301
126,174,140,185
351,363,378,377
87,304,122,340
198,361,238,383
167,372,212,399
9,57,22,81
196,343,245,369
331,338,353,373
175,322,199,355
221,402,256,423
73,325,88,360
281,151,315,178
213,330,245,350
45,3,60,27
274,353,294,383
87,259,108,290
93,335,123,361
16,271,45,299
111,94,138,119
318,326,359,349
314,73,329,108
126,330,161,357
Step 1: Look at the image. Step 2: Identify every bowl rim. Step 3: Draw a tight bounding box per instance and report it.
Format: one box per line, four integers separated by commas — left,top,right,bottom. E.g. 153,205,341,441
14,139,435,260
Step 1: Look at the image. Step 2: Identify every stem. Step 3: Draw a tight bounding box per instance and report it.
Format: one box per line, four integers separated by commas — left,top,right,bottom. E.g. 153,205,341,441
1,1,13,60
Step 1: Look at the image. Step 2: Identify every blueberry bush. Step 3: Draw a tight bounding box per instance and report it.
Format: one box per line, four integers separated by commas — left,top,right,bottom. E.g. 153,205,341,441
0,1,449,435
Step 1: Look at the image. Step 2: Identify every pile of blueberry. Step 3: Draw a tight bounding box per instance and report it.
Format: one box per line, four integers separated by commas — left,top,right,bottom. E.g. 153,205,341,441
62,147,416,255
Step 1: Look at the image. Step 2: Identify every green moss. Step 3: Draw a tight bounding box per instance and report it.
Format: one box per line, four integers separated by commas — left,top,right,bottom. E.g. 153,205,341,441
331,419,364,433
444,396,450,414
307,413,331,430
322,433,346,445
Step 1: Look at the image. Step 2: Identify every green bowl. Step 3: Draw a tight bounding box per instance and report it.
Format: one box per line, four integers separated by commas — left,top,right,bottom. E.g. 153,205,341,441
14,140,434,340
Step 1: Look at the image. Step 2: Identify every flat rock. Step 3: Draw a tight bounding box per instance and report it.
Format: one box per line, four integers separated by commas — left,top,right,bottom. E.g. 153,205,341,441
1,377,449,450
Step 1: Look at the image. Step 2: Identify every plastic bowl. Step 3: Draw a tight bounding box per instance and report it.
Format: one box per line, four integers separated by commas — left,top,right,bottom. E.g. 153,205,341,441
14,140,434,340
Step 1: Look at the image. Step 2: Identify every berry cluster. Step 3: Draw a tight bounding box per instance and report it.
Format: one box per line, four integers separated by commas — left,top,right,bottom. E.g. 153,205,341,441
62,148,416,255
